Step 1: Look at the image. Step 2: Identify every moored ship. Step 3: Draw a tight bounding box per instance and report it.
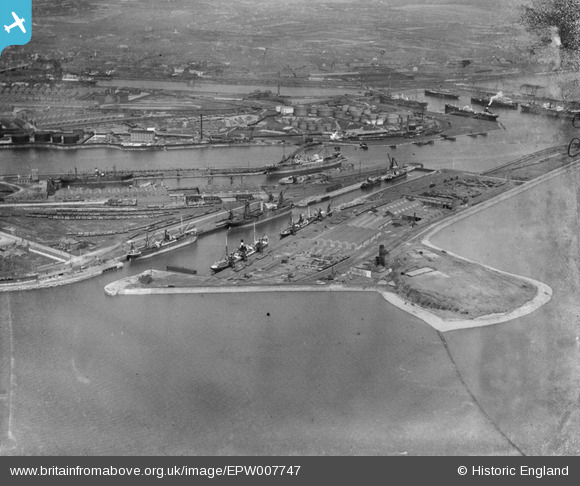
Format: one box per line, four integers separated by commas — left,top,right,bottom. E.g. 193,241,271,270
378,93,428,111
520,101,580,118
57,168,134,187
471,95,518,109
444,104,499,121
360,176,382,189
224,194,293,229
279,212,318,238
210,234,270,273
424,88,459,99
266,150,346,176
126,225,197,261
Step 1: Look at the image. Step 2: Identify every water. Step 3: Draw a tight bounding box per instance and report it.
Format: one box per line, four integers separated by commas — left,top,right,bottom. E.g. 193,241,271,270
0,206,518,455
2,93,580,454
431,167,580,455
2,279,515,455
0,144,287,177
1,93,575,180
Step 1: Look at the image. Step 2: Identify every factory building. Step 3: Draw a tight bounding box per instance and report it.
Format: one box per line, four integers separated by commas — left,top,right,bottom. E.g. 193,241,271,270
315,211,389,251
130,128,155,143
414,195,457,210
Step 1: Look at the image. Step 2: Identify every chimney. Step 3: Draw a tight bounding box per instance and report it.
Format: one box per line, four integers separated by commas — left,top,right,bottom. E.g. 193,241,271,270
377,244,388,266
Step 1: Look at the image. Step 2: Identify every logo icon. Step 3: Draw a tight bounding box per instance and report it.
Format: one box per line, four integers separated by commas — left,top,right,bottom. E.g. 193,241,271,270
1,1,31,55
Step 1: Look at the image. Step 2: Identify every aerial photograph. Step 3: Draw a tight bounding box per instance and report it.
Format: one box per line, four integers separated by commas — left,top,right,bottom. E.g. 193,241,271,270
1,0,580,456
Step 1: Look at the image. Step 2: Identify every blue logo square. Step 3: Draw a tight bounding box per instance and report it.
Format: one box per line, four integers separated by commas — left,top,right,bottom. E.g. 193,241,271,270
1,0,32,55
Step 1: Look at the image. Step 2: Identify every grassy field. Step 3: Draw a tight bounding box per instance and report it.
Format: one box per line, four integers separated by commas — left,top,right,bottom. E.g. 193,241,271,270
7,1,529,85
392,246,538,319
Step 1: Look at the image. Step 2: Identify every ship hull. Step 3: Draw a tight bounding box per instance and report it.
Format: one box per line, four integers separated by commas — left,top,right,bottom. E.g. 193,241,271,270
280,216,316,238
226,205,293,229
471,97,518,109
210,237,269,272
127,234,197,261
59,174,134,187
444,104,499,121
520,103,580,118
425,89,459,99
379,95,428,111
266,155,345,176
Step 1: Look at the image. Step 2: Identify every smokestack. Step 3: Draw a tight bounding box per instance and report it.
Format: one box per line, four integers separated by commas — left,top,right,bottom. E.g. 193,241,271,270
200,114,203,140
378,244,388,266
488,91,503,107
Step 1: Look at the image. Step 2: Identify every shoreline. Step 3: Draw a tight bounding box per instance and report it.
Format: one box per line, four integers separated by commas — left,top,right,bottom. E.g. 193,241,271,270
0,140,280,152
0,262,124,293
103,159,580,331
103,270,551,333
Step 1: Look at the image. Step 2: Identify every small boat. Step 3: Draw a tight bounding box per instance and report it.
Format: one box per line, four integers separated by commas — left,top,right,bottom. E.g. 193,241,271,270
413,139,434,146
359,142,369,150
279,175,298,185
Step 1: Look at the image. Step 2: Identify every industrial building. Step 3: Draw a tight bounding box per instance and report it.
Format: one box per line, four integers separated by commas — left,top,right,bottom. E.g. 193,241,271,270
130,128,155,143
315,211,389,251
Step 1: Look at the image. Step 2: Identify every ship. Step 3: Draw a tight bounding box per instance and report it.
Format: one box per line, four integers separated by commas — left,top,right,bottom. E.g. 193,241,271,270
378,93,428,112
424,88,459,99
471,95,518,109
279,172,329,185
520,101,580,118
210,233,269,273
383,154,409,181
265,150,346,176
360,176,382,189
413,139,434,146
57,169,134,187
224,197,293,229
280,212,317,238
126,224,197,261
279,206,330,238
444,104,499,121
